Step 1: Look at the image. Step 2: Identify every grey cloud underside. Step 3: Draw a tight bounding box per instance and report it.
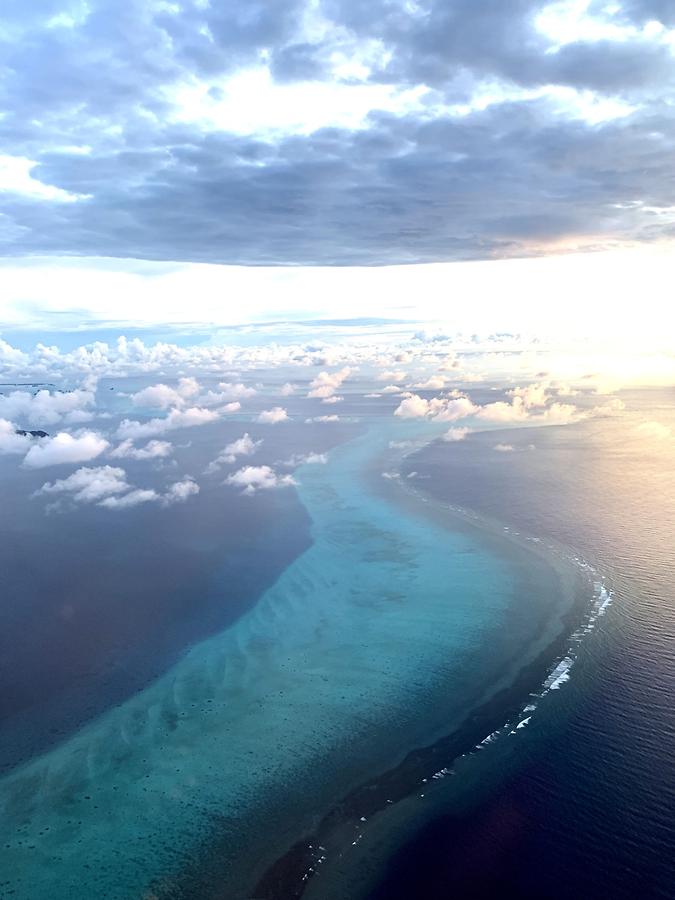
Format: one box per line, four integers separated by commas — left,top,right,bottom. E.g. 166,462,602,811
1,0,674,266
322,0,674,91
613,0,675,28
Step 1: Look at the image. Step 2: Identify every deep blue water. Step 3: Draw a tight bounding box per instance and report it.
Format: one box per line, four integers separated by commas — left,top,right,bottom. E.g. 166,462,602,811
0,466,311,771
0,391,361,771
363,388,675,900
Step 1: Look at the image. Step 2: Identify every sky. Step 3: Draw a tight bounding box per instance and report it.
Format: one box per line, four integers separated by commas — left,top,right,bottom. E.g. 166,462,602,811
0,0,674,364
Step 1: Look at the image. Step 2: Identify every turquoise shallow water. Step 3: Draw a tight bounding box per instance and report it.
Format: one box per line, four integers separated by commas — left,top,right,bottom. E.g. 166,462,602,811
0,422,574,899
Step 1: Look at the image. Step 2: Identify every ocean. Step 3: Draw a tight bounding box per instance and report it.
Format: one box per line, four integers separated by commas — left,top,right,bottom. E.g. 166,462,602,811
365,387,675,900
0,384,673,899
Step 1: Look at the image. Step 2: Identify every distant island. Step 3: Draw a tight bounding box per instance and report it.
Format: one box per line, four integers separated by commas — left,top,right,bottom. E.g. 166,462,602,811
15,429,49,438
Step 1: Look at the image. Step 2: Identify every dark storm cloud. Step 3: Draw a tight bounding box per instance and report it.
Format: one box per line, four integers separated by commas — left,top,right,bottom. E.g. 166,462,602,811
1,0,674,265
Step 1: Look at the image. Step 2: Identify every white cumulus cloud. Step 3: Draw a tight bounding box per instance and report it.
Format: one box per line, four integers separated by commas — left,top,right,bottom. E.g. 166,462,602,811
442,427,472,442
131,377,200,410
36,465,130,503
308,367,351,399
394,393,477,421
217,382,258,399
282,451,328,466
161,477,200,506
376,369,407,382
0,387,96,427
395,394,432,418
35,465,200,510
432,396,479,422
507,382,550,408
22,431,109,468
476,397,581,425
413,375,446,390
109,439,174,460
0,419,31,455
99,488,159,509
205,432,262,472
226,465,296,495
117,406,221,440
257,406,289,424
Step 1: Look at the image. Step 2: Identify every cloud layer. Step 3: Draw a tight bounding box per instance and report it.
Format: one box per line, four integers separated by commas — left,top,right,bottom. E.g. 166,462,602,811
1,1,674,265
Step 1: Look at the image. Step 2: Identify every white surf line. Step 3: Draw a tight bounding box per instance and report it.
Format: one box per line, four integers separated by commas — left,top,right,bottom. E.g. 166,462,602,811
388,452,616,786
469,576,613,748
